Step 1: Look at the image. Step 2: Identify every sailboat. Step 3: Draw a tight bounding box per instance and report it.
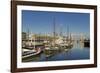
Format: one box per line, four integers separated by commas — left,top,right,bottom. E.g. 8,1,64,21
22,29,42,59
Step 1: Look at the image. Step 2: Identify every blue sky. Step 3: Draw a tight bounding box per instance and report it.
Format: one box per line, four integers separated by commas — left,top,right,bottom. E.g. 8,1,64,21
22,10,90,36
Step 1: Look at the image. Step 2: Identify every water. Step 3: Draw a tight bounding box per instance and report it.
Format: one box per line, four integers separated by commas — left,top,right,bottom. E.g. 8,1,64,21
22,41,90,62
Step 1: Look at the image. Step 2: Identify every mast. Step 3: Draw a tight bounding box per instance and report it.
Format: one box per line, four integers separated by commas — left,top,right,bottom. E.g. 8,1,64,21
53,17,56,46
69,33,72,43
30,31,33,45
27,25,30,46
67,25,69,41
60,24,63,37
34,34,35,49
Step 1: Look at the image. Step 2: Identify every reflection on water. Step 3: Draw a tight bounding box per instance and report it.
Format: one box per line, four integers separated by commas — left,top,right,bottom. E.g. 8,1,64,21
22,41,90,62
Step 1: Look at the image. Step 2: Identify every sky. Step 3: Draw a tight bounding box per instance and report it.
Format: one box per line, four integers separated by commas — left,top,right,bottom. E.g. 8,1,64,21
22,10,90,37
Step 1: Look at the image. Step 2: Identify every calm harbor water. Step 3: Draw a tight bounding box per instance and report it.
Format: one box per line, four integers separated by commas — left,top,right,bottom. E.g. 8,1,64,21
22,41,90,62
